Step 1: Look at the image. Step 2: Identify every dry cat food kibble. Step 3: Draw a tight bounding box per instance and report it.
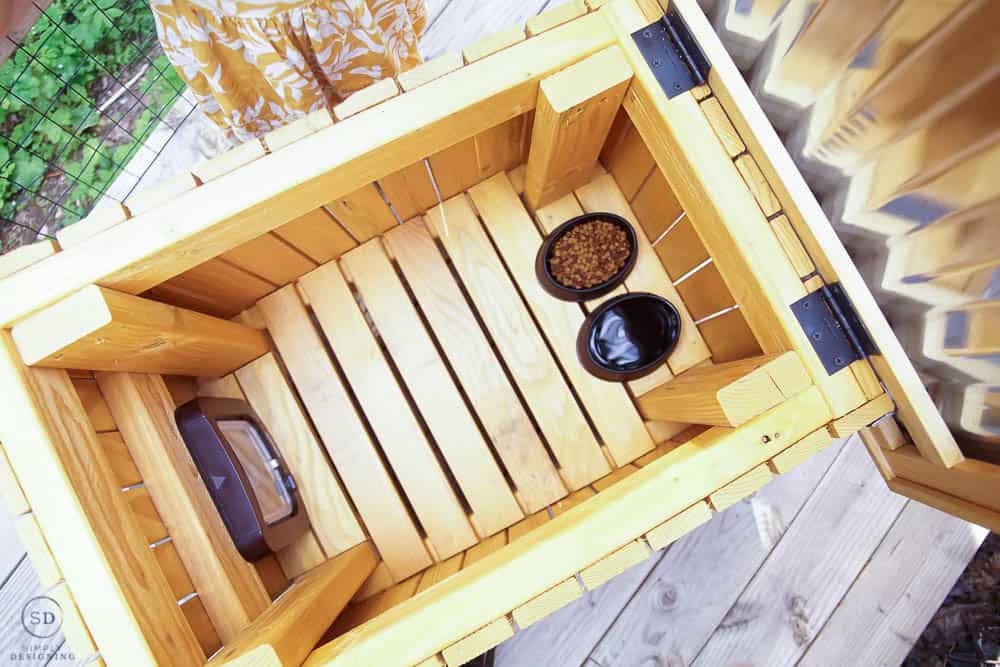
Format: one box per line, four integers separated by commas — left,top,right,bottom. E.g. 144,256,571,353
549,219,630,289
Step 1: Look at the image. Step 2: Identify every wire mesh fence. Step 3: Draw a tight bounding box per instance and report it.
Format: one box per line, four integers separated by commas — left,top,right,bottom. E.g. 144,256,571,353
0,0,195,253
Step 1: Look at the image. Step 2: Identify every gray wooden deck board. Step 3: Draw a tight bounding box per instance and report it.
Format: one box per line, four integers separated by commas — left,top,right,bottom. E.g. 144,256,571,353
0,2,983,665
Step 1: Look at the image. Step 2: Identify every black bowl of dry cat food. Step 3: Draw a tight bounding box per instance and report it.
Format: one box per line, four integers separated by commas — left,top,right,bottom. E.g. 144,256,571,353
536,212,638,302
577,293,681,382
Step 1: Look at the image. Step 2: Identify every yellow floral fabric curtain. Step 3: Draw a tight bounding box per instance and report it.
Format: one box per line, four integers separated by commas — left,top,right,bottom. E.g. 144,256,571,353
150,0,427,141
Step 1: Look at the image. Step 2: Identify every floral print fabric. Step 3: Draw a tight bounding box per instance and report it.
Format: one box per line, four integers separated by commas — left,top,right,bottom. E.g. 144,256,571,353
150,0,426,141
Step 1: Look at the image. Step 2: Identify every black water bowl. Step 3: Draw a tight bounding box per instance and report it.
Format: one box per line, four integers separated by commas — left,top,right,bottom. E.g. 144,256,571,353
577,293,682,382
535,212,638,302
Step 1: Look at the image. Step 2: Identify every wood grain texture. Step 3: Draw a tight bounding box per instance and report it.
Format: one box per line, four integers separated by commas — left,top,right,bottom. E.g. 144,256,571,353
636,353,808,426
300,260,476,559
97,431,142,487
221,233,317,285
511,577,584,629
631,168,683,242
708,464,774,511
0,335,204,666
799,501,986,667
15,513,62,588
273,208,357,264
0,239,59,280
653,216,709,281
883,445,1000,513
674,261,736,320
579,540,650,590
384,219,565,513
71,376,116,432
324,184,398,242
191,139,266,183
462,24,526,63
588,438,845,667
601,119,655,200
524,46,632,209
526,0,587,35
829,393,895,436
258,286,431,581
442,617,515,667
700,96,745,157
341,239,522,537
310,389,832,666
377,161,439,222
691,441,907,667
96,372,270,641
771,428,836,474
152,539,196,600
208,543,377,666
144,258,276,319
575,172,711,375
398,53,464,91
13,285,269,377
333,78,399,120
426,195,610,489
234,353,366,555
469,174,653,467
643,501,713,551
696,307,762,362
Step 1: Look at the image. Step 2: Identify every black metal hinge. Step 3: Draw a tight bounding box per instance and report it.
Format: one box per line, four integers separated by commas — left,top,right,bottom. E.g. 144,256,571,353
632,7,711,98
791,282,879,375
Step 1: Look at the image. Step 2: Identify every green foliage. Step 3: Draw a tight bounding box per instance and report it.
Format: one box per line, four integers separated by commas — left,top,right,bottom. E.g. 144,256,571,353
0,0,184,228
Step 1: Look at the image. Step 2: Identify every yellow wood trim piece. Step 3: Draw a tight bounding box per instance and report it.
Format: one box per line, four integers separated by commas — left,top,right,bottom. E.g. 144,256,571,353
550,486,597,516
97,372,271,642
642,420,689,446
0,443,29,515
580,540,650,590
734,153,781,217
636,352,808,426
507,510,551,543
306,389,830,665
416,554,464,594
644,501,713,551
882,445,1000,514
442,617,515,667
593,464,640,492
234,353,365,555
770,214,815,278
709,463,774,511
12,285,269,376
261,109,333,152
398,53,464,92
462,24,526,64
208,543,377,666
525,46,633,210
860,414,906,451
0,14,614,324
0,239,60,280
125,172,198,217
512,578,584,629
527,0,588,36
691,83,711,100
415,655,446,667
770,428,835,474
49,583,98,660
192,140,267,183
0,336,203,665
829,393,895,437
16,512,63,587
333,78,400,121
56,201,129,249
888,477,1000,534
700,97,745,157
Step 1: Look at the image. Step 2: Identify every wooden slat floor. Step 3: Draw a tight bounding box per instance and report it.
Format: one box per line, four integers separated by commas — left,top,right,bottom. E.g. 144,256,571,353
0,2,987,665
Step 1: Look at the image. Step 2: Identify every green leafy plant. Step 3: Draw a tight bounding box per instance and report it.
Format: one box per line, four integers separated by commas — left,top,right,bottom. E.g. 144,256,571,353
0,0,184,233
